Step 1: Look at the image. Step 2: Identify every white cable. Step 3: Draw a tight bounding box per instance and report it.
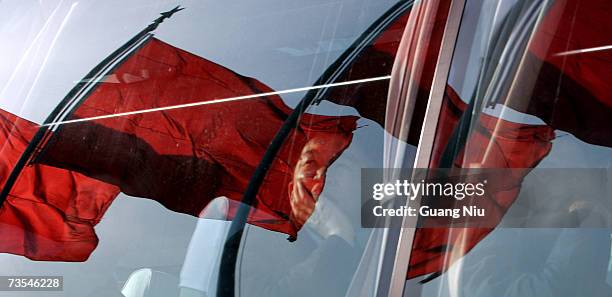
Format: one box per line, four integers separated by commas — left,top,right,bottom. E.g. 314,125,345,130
42,75,391,127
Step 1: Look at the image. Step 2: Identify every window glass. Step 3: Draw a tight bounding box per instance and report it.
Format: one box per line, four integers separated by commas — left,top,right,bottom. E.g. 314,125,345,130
0,1,418,297
409,0,612,296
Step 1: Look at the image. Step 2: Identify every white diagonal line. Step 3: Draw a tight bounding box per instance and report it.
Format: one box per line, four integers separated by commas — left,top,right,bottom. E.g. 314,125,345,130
42,75,391,127
554,44,612,56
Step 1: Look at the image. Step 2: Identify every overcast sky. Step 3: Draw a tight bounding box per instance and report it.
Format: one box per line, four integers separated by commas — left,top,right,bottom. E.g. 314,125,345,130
0,0,399,122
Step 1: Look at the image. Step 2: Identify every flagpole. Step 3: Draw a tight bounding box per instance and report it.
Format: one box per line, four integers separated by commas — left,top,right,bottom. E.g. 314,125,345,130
216,2,414,296
0,6,184,208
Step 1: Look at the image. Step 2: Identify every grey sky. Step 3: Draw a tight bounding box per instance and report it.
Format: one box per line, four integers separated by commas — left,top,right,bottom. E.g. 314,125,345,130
0,0,398,122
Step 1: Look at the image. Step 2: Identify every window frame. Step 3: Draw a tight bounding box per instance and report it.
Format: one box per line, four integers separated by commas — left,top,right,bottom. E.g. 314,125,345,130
377,0,467,296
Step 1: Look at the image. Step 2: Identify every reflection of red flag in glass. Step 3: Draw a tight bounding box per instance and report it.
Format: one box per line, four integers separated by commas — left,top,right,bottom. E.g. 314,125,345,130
0,37,357,261
37,38,357,240
505,0,611,147
406,0,611,278
0,109,119,261
326,11,409,127
327,0,451,145
407,86,555,279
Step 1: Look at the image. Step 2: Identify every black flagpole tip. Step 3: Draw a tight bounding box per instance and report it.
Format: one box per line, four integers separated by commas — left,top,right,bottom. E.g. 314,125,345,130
149,5,184,30
161,5,185,18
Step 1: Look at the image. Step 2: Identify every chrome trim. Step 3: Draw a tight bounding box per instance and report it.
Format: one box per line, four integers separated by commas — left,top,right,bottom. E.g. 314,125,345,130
380,0,466,296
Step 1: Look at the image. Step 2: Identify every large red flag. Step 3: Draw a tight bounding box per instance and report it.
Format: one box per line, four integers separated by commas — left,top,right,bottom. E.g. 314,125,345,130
36,37,358,243
0,109,119,261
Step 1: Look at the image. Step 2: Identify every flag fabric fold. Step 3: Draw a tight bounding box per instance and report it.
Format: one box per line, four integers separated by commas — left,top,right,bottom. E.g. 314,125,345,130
407,86,555,279
0,109,119,261
504,0,611,147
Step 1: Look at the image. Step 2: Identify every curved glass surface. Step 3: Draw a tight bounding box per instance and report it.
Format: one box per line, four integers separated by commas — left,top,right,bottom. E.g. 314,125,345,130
0,1,419,297
407,0,612,296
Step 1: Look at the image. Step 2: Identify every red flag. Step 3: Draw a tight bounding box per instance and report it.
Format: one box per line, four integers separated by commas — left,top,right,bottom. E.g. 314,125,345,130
0,109,119,261
37,38,358,243
505,0,611,147
407,86,555,278
326,11,410,127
